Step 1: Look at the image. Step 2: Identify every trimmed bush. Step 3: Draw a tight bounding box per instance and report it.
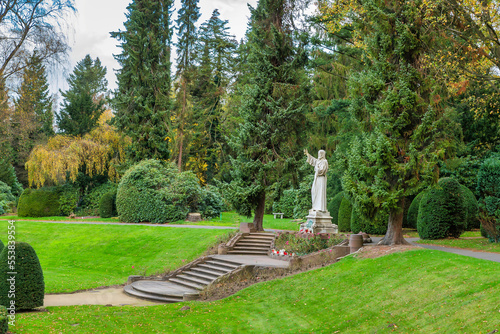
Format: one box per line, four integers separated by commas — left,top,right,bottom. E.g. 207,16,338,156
0,305,7,334
461,185,479,230
116,160,219,223
99,191,117,218
80,182,118,216
198,186,225,220
328,192,344,227
476,156,500,242
0,242,44,310
350,207,388,235
417,178,468,239
407,192,424,229
59,185,79,216
17,187,61,217
338,197,352,232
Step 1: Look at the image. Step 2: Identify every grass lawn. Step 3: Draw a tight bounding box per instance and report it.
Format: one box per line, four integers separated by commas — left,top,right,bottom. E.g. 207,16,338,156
416,237,500,253
0,221,230,293
0,215,120,223
14,249,500,333
171,211,300,231
0,212,300,230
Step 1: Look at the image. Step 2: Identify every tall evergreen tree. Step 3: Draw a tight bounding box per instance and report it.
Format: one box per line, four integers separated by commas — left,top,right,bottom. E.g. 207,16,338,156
15,53,54,137
226,0,311,231
321,0,462,244
174,0,201,170
189,9,237,184
111,0,173,161
56,55,107,135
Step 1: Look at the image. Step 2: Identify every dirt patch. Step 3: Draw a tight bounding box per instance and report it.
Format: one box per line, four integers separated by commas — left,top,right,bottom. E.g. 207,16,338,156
353,245,420,259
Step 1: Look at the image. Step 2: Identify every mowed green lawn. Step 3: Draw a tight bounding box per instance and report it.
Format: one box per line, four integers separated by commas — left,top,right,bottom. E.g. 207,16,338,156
0,211,300,230
0,221,230,293
14,249,500,333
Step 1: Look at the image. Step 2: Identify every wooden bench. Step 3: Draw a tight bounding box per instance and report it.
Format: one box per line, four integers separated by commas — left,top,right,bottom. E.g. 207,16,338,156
273,213,284,219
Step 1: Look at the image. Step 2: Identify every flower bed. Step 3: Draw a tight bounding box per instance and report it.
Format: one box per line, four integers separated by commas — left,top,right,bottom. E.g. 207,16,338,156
271,231,345,258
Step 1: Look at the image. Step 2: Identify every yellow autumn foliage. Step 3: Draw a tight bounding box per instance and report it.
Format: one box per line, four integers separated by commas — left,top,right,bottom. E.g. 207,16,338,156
26,110,131,188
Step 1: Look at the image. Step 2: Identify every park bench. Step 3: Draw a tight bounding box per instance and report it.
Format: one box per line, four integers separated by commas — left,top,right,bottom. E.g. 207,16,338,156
273,213,284,219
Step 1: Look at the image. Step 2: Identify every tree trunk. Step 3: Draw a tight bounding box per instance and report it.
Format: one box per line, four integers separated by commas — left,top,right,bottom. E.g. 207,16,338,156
253,192,266,231
378,198,409,245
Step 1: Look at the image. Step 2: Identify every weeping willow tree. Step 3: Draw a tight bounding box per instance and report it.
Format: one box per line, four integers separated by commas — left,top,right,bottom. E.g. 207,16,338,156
26,110,131,188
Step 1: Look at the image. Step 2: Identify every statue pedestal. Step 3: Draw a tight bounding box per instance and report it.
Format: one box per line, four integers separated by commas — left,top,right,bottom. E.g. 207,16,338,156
301,210,338,234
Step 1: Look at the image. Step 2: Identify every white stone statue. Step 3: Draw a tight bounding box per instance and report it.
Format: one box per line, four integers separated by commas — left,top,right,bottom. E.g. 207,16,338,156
304,149,328,212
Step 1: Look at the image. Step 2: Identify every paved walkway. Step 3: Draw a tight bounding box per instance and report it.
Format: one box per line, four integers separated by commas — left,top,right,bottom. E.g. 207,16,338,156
371,237,500,263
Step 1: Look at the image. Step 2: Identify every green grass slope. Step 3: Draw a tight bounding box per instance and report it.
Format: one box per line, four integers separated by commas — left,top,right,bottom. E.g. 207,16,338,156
0,221,229,293
15,249,500,333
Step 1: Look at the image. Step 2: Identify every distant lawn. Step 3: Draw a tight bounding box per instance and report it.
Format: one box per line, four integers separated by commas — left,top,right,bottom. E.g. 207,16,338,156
403,229,482,239
1,212,300,230
15,249,500,333
171,211,300,231
0,221,230,293
416,237,500,253
0,215,120,223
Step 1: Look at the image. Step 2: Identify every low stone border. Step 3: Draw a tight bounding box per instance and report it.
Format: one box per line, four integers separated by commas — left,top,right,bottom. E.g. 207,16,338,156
218,233,244,254
162,256,213,280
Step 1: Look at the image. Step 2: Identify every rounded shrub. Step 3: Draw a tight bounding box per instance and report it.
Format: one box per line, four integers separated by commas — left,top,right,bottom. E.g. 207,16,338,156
338,197,352,232
80,182,118,216
0,242,44,311
350,207,388,235
417,178,468,239
116,160,216,223
461,185,479,230
198,186,225,220
99,191,117,218
17,187,61,217
328,192,344,226
476,156,500,242
0,305,7,334
407,192,424,229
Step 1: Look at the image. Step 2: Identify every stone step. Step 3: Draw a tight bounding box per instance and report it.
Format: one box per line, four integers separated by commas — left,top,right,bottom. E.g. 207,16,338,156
183,270,219,282
176,274,212,286
248,232,275,237
205,260,240,270
197,263,232,273
237,239,272,245
123,285,184,303
233,246,270,251
244,234,275,240
191,266,226,277
211,258,244,267
227,250,269,255
169,278,205,290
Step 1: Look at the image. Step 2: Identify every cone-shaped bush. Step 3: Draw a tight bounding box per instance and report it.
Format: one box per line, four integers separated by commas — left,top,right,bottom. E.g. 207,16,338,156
417,178,467,239
407,192,424,229
0,242,44,310
338,197,352,232
328,192,344,226
461,185,479,230
99,191,117,218
477,156,500,242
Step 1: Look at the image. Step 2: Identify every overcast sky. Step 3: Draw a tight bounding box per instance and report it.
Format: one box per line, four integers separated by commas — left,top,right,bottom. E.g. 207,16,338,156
53,0,259,95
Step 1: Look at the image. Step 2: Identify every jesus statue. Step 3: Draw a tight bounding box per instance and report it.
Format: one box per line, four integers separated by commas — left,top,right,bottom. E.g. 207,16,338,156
304,149,328,212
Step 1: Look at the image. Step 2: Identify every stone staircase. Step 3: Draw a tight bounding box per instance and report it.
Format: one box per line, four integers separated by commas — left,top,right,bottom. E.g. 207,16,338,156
227,232,274,256
124,232,276,303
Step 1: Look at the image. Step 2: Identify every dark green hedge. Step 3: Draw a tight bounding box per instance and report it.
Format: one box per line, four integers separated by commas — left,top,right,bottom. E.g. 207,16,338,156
407,192,424,229
116,160,222,223
350,207,388,235
99,191,117,218
0,305,7,334
461,185,479,230
417,178,467,239
17,187,61,217
0,242,44,310
477,156,500,242
328,192,344,227
338,197,352,232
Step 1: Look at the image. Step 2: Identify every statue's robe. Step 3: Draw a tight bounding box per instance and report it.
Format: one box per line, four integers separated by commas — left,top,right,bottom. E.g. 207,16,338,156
306,155,328,212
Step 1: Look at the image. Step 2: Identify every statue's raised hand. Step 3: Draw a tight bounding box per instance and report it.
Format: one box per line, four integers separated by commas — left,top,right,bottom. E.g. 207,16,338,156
304,149,309,156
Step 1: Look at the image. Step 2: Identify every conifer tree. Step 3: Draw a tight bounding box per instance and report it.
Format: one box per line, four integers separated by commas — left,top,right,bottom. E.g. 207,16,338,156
57,55,107,135
174,0,201,170
321,0,461,244
111,0,173,161
226,0,311,231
